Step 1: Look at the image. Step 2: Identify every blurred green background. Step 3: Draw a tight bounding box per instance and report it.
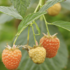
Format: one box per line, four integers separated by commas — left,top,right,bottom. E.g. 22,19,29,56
0,0,70,70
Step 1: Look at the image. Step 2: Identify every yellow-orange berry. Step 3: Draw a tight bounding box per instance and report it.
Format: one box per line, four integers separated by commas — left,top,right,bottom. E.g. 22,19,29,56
47,3,61,16
2,48,22,70
29,47,46,64
40,34,60,58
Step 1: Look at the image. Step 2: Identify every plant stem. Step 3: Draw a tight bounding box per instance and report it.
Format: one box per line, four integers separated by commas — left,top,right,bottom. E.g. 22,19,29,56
34,3,40,13
20,26,27,34
27,25,30,45
13,35,19,44
39,0,50,36
13,26,27,45
34,0,45,13
39,0,45,6
33,21,40,35
43,15,50,36
31,25,37,45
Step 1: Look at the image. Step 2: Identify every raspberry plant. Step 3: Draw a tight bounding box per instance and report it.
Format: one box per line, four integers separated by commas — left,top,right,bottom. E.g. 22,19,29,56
0,0,70,70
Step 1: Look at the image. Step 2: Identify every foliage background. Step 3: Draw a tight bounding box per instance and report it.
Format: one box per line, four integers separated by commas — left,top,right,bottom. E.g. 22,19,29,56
0,0,70,70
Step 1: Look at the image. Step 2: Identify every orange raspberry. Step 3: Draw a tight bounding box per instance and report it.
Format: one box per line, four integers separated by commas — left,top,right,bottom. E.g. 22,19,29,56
2,45,22,70
40,33,60,58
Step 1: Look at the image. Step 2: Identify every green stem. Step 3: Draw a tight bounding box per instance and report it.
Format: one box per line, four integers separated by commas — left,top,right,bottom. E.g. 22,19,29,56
48,23,53,25
34,0,45,13
19,26,27,34
13,26,27,44
13,35,19,44
27,25,30,45
31,25,37,45
33,21,40,35
34,3,40,13
39,0,50,36
43,15,50,36
39,0,45,7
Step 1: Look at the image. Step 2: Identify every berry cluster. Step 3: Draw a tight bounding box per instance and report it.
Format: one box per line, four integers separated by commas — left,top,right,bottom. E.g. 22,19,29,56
28,33,60,63
2,33,60,70
2,2,61,70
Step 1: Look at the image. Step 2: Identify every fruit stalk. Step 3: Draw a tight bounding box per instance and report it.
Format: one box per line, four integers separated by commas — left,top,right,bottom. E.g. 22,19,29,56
27,25,30,45
43,15,50,36
33,21,40,35
13,35,19,44
13,26,27,44
31,25,37,45
39,0,50,36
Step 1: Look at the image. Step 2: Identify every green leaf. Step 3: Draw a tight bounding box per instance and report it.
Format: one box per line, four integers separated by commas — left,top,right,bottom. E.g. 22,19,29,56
18,12,46,33
0,14,13,24
0,6,23,19
39,0,65,12
16,20,68,70
0,60,7,70
61,0,70,10
63,57,70,70
11,0,30,17
52,21,70,31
